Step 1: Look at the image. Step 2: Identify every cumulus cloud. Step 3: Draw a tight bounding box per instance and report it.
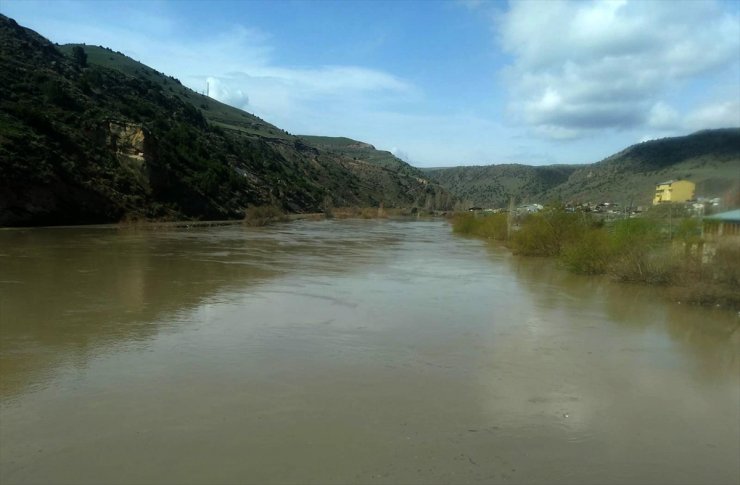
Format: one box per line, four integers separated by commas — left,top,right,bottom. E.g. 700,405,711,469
199,65,413,133
499,0,740,138
205,77,249,110
685,100,740,131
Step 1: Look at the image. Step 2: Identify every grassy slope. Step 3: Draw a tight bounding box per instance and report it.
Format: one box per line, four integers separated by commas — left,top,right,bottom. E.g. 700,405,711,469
58,44,290,140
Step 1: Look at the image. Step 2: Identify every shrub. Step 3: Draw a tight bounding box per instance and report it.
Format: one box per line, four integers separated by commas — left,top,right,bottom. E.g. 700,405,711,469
608,246,677,284
510,210,587,256
560,227,613,274
605,218,676,283
668,244,740,309
243,205,288,226
451,213,508,240
711,242,740,287
610,218,664,251
72,45,87,68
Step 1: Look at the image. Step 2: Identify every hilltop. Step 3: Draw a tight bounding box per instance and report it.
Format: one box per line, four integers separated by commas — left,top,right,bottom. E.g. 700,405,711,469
537,129,740,206
426,129,740,207
0,16,451,226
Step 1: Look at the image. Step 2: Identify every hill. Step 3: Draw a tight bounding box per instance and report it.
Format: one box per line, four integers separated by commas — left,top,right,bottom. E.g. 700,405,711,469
0,16,451,226
423,164,577,208
538,129,740,206
300,136,455,210
426,129,740,207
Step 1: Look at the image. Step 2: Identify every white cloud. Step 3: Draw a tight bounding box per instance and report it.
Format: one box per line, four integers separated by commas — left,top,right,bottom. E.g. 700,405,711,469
685,100,740,131
205,77,250,110
647,102,681,130
499,0,740,138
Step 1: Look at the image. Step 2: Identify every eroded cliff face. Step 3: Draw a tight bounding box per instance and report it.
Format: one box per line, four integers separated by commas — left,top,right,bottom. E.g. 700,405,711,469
106,120,146,168
108,121,145,152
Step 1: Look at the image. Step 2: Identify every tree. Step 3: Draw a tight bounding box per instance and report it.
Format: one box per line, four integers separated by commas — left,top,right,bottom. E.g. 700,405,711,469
72,46,87,68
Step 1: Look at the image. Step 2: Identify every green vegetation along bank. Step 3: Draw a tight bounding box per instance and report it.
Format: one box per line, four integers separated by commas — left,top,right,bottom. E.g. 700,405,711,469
452,208,740,310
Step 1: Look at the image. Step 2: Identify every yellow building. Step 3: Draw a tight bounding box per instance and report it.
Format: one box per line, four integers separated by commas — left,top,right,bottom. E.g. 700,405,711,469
653,180,695,205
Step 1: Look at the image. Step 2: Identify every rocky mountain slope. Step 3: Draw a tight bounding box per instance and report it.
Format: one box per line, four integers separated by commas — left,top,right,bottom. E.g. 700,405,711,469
0,16,450,226
300,136,456,210
426,129,740,207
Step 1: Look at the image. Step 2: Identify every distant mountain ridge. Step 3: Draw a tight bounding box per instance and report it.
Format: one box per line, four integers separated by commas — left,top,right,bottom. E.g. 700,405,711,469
0,16,451,226
425,129,740,207
423,164,578,208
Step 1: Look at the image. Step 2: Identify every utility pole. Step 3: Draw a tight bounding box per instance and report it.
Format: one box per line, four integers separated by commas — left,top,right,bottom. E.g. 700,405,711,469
507,196,515,240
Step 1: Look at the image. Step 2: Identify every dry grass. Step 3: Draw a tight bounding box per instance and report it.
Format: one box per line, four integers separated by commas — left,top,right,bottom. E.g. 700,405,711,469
330,207,389,219
243,205,289,226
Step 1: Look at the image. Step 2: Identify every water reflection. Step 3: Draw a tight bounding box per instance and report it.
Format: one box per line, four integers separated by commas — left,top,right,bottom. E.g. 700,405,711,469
503,251,739,378
0,221,401,398
0,220,737,485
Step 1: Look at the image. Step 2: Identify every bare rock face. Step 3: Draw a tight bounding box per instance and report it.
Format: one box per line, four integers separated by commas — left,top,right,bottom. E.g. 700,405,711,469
107,120,146,166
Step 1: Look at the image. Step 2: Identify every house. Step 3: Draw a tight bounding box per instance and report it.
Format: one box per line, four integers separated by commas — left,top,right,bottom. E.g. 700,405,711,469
703,209,740,241
653,180,695,205
517,203,543,214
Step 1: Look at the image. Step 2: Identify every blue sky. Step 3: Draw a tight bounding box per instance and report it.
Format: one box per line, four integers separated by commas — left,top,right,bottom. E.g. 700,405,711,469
3,0,739,167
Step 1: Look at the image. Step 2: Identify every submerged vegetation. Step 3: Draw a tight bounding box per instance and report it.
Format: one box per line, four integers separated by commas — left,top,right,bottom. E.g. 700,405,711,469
452,208,740,309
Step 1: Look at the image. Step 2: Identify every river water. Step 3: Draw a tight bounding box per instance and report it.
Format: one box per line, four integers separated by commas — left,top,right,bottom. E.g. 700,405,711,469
0,219,738,485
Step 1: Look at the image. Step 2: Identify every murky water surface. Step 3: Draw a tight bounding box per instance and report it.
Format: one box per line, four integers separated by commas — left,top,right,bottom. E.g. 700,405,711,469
1,220,738,484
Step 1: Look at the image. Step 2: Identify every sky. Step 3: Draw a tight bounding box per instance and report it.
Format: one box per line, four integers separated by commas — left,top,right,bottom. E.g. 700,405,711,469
2,0,739,167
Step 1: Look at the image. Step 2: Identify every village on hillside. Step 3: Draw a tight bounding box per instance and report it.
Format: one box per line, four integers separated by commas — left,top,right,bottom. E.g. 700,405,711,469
464,178,740,248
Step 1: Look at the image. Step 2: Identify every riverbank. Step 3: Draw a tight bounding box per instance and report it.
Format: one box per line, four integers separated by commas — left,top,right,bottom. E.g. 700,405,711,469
451,209,740,311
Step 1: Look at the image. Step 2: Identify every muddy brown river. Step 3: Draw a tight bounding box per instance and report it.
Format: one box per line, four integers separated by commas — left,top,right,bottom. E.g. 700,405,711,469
1,219,738,484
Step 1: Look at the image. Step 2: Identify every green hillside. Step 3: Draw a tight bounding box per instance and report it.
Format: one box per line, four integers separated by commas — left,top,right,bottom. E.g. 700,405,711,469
538,129,740,206
426,130,740,208
0,16,451,226
57,44,289,139
423,164,577,207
